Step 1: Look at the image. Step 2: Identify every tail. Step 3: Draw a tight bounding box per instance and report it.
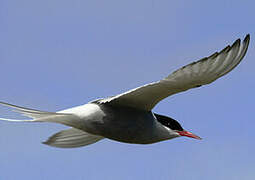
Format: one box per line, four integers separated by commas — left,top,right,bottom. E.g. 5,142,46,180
0,101,83,129
0,101,104,148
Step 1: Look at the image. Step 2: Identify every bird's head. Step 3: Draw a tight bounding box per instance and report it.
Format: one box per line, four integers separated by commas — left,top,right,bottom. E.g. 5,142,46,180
154,113,201,140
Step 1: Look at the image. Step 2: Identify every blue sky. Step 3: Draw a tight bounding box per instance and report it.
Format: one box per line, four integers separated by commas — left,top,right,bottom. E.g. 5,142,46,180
0,0,254,179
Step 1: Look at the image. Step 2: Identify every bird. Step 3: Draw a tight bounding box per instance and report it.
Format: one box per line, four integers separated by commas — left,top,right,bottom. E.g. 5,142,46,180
0,34,250,148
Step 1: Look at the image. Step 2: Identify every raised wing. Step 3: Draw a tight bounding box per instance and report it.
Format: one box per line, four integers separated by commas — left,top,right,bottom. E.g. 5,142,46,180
96,35,250,111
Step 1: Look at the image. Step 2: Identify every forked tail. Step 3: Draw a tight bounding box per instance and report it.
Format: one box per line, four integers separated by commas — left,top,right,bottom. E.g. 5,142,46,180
0,101,81,127
0,101,104,148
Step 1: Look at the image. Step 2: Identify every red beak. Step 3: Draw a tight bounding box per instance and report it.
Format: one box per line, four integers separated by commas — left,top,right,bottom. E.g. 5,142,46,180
177,130,202,140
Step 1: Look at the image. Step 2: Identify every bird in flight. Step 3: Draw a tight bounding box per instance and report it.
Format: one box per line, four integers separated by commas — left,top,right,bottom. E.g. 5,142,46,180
0,34,250,148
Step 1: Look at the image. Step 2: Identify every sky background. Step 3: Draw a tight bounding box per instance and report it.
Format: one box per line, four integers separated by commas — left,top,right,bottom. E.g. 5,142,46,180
0,0,254,179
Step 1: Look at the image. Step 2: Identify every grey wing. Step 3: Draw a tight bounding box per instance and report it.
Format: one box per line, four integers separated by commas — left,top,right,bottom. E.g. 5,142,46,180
43,128,103,148
96,35,250,111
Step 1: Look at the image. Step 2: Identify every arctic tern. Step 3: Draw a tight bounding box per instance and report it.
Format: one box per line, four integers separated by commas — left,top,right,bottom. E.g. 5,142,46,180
0,34,250,148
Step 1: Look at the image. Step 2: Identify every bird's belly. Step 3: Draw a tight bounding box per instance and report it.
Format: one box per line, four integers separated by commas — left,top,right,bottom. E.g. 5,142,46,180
99,117,156,144
81,104,158,144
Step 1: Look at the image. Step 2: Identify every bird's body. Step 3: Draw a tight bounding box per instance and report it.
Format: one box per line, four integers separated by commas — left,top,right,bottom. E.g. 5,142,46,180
0,34,250,148
62,103,174,144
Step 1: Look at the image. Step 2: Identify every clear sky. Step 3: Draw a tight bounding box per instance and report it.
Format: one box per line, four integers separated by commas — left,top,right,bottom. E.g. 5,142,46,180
0,0,254,180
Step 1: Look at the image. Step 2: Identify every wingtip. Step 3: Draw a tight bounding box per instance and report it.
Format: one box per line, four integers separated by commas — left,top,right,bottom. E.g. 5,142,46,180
42,134,57,146
41,139,54,147
244,34,250,44
233,34,250,46
41,141,58,148
41,141,48,145
232,38,241,48
232,34,250,53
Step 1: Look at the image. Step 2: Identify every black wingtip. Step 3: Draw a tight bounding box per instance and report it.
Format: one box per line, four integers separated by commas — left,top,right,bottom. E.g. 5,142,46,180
42,140,50,145
231,38,241,48
244,34,250,43
42,141,47,145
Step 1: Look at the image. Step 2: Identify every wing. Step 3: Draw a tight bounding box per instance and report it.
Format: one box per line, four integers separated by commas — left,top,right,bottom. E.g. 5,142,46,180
43,128,103,148
96,35,250,111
